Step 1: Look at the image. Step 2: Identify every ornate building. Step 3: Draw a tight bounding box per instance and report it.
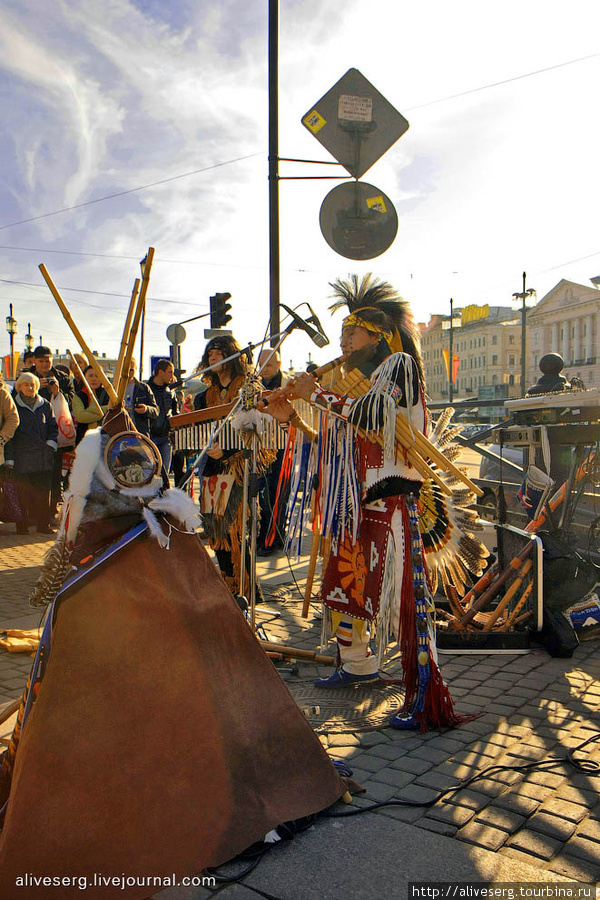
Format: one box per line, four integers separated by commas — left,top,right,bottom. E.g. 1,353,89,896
525,279,599,390
421,305,521,403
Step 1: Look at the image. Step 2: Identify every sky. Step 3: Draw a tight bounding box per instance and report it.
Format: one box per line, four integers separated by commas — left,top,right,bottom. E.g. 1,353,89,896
0,0,599,377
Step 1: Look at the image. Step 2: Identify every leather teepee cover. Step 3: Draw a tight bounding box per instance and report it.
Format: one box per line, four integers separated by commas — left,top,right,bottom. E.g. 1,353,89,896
0,530,344,897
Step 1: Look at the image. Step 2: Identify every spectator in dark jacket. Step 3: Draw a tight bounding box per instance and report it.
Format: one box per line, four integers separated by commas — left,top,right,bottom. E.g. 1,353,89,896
25,345,75,517
26,346,74,406
147,359,177,473
5,372,58,535
123,360,159,436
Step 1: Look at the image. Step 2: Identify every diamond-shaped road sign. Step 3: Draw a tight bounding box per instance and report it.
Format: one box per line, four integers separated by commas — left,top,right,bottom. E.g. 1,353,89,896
302,68,409,179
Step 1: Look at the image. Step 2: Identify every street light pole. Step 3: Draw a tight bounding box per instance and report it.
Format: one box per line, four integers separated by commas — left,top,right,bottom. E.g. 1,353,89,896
512,271,535,397
5,303,17,380
449,297,454,404
25,323,34,353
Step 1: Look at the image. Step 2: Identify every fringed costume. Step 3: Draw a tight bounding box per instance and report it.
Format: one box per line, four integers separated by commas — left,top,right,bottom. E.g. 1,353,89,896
303,275,488,731
195,369,275,599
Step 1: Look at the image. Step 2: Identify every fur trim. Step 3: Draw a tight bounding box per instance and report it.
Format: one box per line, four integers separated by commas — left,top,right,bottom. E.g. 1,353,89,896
62,429,103,547
120,476,163,499
148,488,201,531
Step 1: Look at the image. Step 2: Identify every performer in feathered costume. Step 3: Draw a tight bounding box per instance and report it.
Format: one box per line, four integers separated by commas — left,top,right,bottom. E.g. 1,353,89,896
275,274,487,731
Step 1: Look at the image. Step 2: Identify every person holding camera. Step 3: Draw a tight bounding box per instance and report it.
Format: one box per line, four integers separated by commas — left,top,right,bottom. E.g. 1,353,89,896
4,372,58,535
122,359,159,437
146,359,178,474
26,346,74,406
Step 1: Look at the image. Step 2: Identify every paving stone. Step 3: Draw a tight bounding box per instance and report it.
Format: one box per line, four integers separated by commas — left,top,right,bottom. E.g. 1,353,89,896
443,788,490,811
527,811,578,842
411,747,451,765
451,748,501,767
417,817,457,837
546,852,600,883
432,761,477,781
570,773,600,793
522,770,565,788
555,785,599,809
384,733,424,751
327,733,361,747
456,820,509,851
424,802,476,827
506,828,562,860
425,736,465,753
362,780,398,802
561,835,600,866
540,798,590,823
514,782,554,803
474,805,526,832
375,803,424,823
494,792,540,816
367,743,407,760
358,731,390,747
390,755,432,776
347,753,391,773
414,771,461,791
576,818,600,842
464,778,506,799
485,732,519,748
395,783,439,805
369,768,415,789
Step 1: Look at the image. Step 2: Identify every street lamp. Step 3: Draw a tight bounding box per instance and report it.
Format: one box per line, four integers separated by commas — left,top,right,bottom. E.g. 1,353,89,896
441,298,461,403
5,304,17,380
512,271,536,397
24,323,34,352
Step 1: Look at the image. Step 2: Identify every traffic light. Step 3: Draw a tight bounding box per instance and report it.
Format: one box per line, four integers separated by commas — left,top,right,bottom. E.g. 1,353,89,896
210,292,232,329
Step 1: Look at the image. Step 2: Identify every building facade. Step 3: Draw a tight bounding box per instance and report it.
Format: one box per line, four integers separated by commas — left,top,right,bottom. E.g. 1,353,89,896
525,279,599,390
421,305,521,404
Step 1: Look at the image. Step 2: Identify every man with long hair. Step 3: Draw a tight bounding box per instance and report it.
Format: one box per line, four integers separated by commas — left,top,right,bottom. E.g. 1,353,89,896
194,336,264,599
271,275,465,731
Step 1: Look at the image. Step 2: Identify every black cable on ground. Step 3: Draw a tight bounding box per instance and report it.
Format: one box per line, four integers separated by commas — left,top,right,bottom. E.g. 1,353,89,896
322,731,600,818
200,732,599,896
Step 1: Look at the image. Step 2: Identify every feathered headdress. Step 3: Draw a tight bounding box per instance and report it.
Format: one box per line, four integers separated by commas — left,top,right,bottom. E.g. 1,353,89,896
328,273,425,387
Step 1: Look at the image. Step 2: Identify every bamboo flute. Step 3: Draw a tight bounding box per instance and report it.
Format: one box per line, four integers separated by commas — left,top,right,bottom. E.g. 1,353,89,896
38,264,118,404
116,248,155,405
113,278,141,388
481,558,533,631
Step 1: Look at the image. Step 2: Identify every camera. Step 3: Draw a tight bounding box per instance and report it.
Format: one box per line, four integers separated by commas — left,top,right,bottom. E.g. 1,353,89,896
46,377,57,386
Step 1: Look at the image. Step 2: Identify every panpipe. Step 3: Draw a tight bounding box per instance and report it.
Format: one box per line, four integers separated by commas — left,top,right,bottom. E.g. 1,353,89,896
172,399,319,452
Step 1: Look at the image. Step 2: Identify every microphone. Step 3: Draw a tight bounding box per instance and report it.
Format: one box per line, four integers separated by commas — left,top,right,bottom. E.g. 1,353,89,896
305,305,329,344
281,304,329,348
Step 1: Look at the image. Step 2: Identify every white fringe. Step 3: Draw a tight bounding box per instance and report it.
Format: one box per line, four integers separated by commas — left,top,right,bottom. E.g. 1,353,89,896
142,507,170,548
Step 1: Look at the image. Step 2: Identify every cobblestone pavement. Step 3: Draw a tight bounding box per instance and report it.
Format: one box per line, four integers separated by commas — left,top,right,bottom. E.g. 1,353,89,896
1,522,599,884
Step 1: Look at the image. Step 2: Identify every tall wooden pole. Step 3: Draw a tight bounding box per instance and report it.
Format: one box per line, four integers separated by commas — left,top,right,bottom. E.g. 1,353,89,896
38,264,118,404
268,0,280,347
113,278,141,388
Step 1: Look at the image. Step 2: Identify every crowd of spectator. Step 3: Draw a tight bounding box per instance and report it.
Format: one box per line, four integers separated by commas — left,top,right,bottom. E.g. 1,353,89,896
1,344,290,562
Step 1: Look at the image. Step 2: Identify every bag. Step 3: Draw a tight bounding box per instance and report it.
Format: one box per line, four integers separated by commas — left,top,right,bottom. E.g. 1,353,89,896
50,392,77,447
0,467,24,523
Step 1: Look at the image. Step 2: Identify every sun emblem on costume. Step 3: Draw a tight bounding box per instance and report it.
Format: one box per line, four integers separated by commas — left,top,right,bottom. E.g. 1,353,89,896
336,537,368,607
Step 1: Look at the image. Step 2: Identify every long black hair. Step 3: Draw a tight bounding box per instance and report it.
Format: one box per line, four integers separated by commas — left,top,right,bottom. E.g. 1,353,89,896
199,335,248,387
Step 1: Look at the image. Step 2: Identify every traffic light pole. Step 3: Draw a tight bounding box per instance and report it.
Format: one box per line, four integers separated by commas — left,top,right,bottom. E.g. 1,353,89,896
268,0,280,348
